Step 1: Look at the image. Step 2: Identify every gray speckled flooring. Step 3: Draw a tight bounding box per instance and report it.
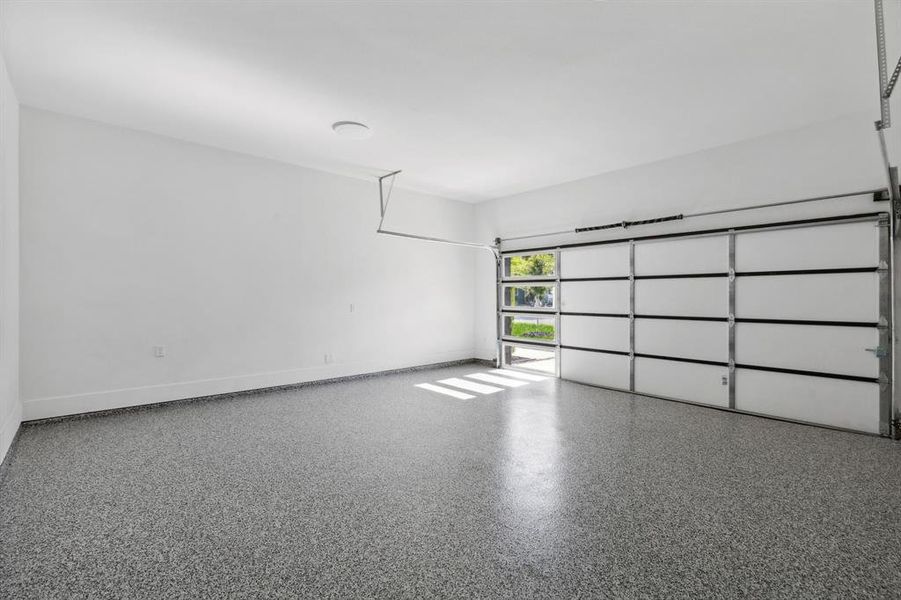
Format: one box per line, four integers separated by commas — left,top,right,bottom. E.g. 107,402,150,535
2,364,901,599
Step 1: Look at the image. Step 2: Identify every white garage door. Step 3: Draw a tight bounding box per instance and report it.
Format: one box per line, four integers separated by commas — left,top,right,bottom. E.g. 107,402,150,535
499,213,893,435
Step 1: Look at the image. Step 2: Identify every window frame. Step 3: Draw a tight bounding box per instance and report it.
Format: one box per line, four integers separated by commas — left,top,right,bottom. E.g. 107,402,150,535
501,283,557,312
502,251,557,281
501,312,557,344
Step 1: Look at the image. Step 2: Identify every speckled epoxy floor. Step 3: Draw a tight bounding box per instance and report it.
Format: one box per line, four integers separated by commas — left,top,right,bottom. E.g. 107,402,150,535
2,363,901,599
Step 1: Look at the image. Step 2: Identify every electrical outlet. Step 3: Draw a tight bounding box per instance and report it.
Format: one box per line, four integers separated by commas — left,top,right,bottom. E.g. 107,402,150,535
721,375,728,386
153,345,166,358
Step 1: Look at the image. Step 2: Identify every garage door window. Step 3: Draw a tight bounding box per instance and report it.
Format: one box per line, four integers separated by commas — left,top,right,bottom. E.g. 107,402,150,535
504,252,555,279
502,284,555,310
503,314,556,343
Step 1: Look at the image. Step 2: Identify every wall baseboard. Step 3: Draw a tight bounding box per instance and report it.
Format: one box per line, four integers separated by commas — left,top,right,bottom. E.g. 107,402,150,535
0,402,22,472
23,350,490,422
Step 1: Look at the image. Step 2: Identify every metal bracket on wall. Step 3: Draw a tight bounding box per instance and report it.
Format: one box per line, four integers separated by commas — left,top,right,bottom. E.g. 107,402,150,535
875,0,893,130
874,1,901,233
874,189,894,202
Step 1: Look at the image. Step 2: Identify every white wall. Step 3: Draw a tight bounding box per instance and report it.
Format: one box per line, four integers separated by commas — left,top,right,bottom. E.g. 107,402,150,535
0,50,20,463
474,111,901,359
20,108,478,420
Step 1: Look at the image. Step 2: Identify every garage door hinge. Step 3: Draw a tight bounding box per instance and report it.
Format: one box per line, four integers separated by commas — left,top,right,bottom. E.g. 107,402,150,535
877,260,889,272
728,269,735,282
879,372,891,386
878,316,890,329
728,314,735,327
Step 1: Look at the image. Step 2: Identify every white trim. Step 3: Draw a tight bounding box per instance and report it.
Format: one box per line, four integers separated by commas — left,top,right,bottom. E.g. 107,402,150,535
22,349,475,421
0,401,22,465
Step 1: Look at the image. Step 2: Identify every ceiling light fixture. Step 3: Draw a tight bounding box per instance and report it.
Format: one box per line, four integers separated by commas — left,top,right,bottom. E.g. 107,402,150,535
332,121,371,140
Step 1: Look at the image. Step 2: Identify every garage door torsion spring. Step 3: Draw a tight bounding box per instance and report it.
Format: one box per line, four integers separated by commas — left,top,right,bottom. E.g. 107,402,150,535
575,214,684,233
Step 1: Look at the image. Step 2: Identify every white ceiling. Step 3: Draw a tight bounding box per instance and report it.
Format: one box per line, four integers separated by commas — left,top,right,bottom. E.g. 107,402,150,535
0,1,890,201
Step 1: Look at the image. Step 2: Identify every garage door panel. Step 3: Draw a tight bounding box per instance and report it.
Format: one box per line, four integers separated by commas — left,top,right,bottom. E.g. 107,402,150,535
735,272,879,322
560,245,629,278
561,280,630,314
735,370,880,433
561,315,629,351
549,217,887,435
634,358,729,407
735,221,879,271
635,236,727,275
736,323,879,378
635,278,727,317
636,319,727,362
561,348,630,390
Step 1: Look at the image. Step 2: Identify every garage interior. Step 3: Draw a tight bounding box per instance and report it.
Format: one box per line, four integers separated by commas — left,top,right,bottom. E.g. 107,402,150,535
2,1,901,598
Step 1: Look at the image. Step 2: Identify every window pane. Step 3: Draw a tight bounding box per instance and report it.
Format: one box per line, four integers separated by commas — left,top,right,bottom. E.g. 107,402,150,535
503,314,556,342
503,343,556,374
504,253,556,278
503,284,555,309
